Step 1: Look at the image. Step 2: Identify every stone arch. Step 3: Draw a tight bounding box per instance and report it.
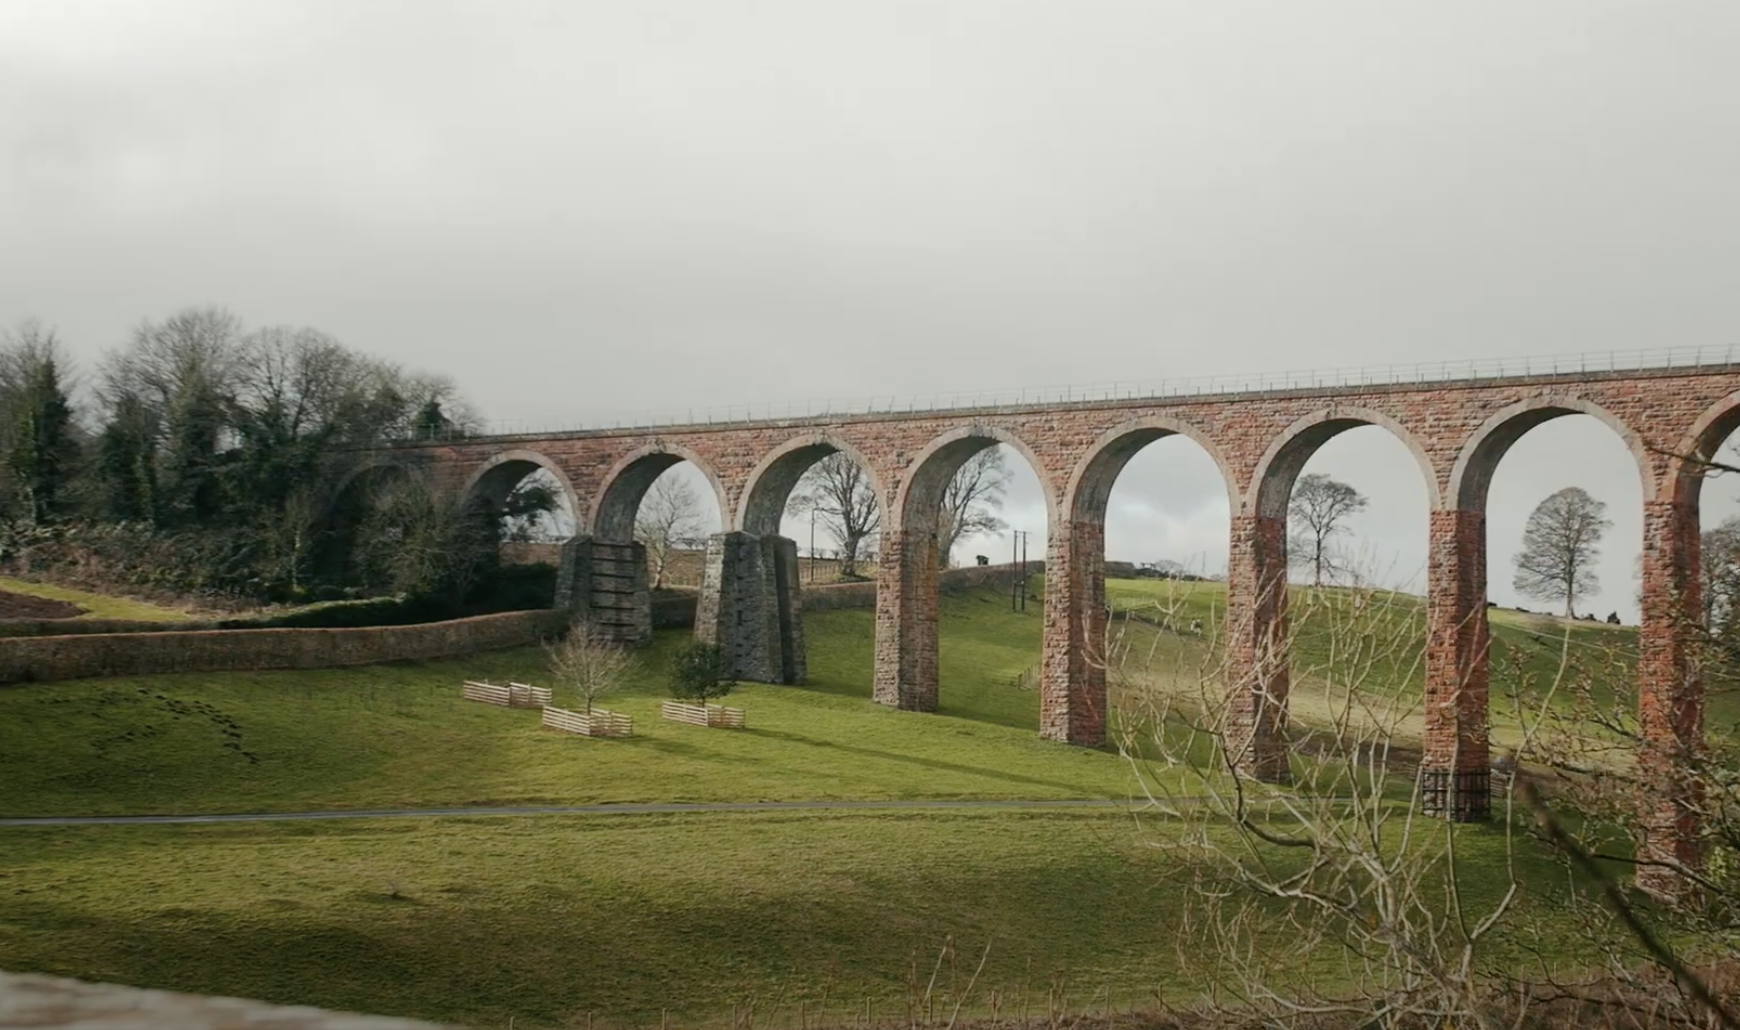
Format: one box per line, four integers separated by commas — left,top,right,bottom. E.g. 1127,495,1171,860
893,424,1056,533
311,459,419,581
1250,406,1441,519
592,443,730,544
1065,415,1237,523
1449,396,1649,512
318,458,427,533
1668,389,1740,506
460,449,582,532
736,433,889,536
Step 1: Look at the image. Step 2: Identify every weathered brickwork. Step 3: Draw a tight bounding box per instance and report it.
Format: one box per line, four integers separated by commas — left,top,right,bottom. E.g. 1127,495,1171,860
1423,509,1492,821
1635,499,1704,897
1042,520,1105,744
553,537,651,644
384,364,1740,883
1225,514,1292,783
873,530,940,710
694,532,804,683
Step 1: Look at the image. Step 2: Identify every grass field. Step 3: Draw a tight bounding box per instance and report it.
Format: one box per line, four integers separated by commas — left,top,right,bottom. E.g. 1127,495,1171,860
0,578,1660,1027
0,589,1162,818
0,576,192,622
0,807,1567,1028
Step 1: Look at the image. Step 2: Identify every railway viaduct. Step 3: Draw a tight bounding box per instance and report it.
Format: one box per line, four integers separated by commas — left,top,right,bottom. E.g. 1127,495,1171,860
369,357,1740,882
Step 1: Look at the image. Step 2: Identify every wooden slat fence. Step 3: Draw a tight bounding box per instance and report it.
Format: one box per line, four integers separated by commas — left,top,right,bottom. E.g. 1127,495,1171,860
542,705,633,737
660,700,746,729
462,679,552,708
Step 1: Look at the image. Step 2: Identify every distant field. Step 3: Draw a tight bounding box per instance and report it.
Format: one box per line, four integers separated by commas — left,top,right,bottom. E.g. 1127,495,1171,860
1099,577,1740,740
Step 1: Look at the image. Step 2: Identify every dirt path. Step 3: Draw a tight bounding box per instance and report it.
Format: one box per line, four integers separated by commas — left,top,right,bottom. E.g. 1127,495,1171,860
0,798,1134,827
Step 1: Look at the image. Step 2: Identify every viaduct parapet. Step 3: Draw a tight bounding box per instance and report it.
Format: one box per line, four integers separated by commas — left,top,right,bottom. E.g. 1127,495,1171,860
369,361,1740,893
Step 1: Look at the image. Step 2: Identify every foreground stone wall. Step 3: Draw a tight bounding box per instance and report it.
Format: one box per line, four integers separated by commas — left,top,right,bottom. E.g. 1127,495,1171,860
0,609,567,685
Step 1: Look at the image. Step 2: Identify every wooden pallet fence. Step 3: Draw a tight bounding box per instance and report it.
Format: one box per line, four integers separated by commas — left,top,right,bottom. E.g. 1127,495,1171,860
660,700,746,729
461,680,552,708
541,705,633,738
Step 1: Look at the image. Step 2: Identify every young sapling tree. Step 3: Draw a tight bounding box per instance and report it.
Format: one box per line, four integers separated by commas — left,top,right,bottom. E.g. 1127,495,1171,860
545,619,635,714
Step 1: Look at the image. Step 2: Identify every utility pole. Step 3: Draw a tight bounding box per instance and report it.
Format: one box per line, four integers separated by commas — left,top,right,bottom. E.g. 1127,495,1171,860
1010,530,1031,611
809,508,817,584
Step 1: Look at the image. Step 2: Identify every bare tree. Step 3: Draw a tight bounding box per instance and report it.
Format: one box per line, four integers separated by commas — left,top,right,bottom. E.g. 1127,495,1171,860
937,447,1009,568
545,619,636,713
787,452,880,577
1287,472,1368,587
1513,486,1611,617
635,474,705,589
1108,570,1740,1030
99,307,244,525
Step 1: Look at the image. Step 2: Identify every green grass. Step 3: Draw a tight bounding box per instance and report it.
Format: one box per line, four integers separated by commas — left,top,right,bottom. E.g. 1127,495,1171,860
1102,577,1740,737
0,579,1651,1027
0,808,1565,1029
0,576,193,622
0,589,1140,818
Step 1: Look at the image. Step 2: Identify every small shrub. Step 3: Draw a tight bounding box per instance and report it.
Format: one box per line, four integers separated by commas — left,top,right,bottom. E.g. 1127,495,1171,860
668,642,735,705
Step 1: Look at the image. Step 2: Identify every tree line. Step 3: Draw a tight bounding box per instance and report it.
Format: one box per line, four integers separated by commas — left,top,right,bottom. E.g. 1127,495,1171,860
0,308,532,608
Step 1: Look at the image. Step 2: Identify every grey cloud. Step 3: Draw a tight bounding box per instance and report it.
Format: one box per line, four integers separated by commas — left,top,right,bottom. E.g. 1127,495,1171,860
7,1,1740,619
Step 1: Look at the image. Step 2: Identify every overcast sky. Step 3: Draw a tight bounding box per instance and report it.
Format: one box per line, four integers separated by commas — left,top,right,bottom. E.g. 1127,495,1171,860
7,1,1740,621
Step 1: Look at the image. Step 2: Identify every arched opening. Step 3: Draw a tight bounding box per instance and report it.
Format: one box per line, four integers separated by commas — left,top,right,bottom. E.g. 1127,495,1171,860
594,453,724,587
1275,424,1434,763
582,447,729,650
1242,411,1440,783
1445,402,1646,821
461,452,582,610
1687,402,1740,704
724,436,889,690
593,450,726,548
1071,420,1235,747
464,452,579,542
309,461,413,597
878,429,1053,729
740,435,887,584
1468,414,1644,622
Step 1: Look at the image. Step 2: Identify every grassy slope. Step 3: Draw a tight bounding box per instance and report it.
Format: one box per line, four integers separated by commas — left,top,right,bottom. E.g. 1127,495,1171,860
0,580,1630,1027
0,576,192,622
1103,577,1740,739
0,589,1136,818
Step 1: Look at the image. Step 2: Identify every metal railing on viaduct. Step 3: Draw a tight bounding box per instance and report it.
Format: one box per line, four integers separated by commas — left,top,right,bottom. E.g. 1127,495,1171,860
361,347,1740,895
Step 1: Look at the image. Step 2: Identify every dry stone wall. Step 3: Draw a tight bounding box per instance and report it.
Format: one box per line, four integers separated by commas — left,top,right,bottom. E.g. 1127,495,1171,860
0,609,566,685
